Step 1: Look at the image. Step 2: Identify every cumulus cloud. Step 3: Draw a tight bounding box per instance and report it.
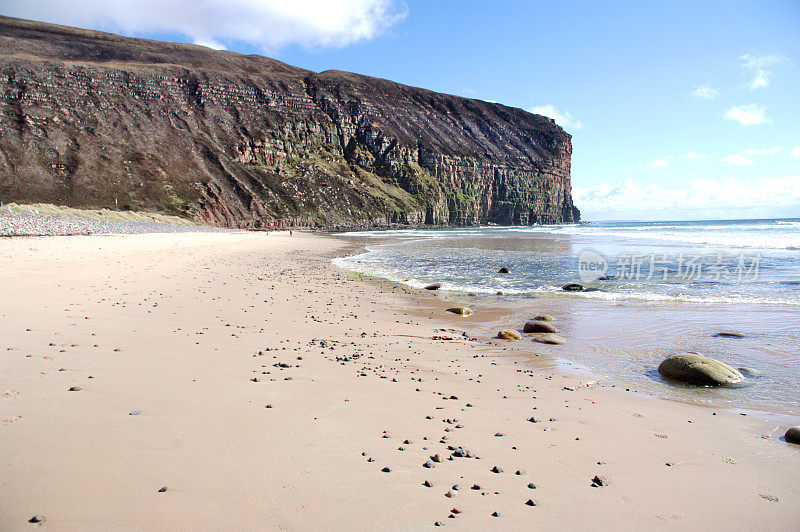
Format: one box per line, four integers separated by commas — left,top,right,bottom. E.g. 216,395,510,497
573,176,800,219
1,0,407,51
648,155,673,168
528,105,583,131
723,104,771,125
720,154,755,167
792,145,800,159
691,85,718,100
740,54,787,90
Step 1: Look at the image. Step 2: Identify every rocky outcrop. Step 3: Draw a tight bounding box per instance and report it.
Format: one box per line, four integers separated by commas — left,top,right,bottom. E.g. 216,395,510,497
0,16,580,229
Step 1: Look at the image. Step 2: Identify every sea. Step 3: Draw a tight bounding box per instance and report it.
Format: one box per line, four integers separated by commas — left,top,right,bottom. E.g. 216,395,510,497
333,219,800,416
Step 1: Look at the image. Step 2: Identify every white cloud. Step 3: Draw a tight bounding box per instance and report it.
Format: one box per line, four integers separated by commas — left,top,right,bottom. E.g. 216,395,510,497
528,105,583,131
648,155,673,168
742,146,781,156
720,154,755,167
691,85,718,100
194,39,226,51
573,176,800,219
723,104,771,125
791,145,800,159
740,54,787,90
2,0,407,51
683,151,708,160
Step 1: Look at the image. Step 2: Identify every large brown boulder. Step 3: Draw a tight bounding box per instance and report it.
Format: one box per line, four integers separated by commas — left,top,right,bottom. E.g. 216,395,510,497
657,353,744,386
785,426,800,444
523,321,558,333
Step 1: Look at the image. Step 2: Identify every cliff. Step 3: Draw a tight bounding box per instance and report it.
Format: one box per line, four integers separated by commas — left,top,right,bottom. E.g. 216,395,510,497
0,16,580,229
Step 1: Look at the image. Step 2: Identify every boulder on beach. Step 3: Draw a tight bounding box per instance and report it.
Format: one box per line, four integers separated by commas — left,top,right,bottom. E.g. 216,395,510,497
424,283,442,290
562,283,584,291
533,314,555,321
785,426,800,444
467,292,478,297
534,334,566,345
498,330,522,340
446,307,473,316
523,321,558,333
657,353,744,386
498,267,510,274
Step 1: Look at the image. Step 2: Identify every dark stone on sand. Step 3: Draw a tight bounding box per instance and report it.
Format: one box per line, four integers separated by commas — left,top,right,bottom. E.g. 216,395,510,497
527,483,536,489
129,410,140,416
523,321,557,333
423,460,434,468
452,484,461,491
471,484,481,490
785,426,800,444
494,432,504,437
498,267,510,273
491,511,500,517
425,283,442,290
491,465,503,473
381,467,391,472
423,480,433,487
68,386,81,391
525,499,536,506
533,314,555,321
657,353,744,386
562,283,584,291
713,332,746,338
158,486,168,492
590,475,607,487
496,290,505,295
28,515,44,523
432,454,442,462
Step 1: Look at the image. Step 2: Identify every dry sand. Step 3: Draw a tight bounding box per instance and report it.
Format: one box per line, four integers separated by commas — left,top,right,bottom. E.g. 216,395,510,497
1,231,798,530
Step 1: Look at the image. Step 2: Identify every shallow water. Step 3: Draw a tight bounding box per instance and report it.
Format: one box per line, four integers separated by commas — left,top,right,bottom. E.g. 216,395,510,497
333,219,800,415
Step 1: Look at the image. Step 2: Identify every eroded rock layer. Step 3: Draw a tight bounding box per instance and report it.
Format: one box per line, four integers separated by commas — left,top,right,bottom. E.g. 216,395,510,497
0,16,579,229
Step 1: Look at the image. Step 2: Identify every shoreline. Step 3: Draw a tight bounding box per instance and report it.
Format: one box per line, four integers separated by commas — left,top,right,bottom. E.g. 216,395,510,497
1,231,798,529
331,233,800,418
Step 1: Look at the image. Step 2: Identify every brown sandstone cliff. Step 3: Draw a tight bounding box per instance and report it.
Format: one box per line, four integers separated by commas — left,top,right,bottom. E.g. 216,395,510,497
0,16,580,229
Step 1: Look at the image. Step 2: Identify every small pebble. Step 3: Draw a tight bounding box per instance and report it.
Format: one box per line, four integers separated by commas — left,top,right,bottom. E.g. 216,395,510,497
68,386,81,391
158,486,168,493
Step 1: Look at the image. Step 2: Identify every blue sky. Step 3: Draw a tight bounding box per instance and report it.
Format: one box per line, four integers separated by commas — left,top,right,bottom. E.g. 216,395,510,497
4,0,799,221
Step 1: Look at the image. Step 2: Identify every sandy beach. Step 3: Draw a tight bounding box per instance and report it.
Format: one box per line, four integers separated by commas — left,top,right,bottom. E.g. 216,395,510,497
1,231,798,530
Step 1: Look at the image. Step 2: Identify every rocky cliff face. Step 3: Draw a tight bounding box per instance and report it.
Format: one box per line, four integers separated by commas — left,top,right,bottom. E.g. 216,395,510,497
0,16,580,229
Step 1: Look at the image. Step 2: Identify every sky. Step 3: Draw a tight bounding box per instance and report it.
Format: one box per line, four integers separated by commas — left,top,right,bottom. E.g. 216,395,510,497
3,0,799,221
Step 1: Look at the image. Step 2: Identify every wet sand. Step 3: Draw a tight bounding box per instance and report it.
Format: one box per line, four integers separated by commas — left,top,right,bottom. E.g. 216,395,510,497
1,231,798,530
